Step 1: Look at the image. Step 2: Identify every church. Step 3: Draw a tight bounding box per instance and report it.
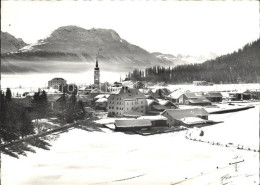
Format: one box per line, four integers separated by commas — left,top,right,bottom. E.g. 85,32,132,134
94,56,100,89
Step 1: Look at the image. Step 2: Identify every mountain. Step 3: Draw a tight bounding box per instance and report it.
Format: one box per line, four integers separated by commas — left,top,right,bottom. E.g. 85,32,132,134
152,52,218,66
1,32,27,54
129,38,260,83
1,26,173,73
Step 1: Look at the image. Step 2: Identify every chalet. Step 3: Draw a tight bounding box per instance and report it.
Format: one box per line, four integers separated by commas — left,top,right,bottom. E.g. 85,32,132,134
161,108,210,127
114,119,152,131
204,92,223,102
168,91,184,103
229,90,252,101
157,99,178,109
94,97,108,110
178,92,212,106
107,86,147,117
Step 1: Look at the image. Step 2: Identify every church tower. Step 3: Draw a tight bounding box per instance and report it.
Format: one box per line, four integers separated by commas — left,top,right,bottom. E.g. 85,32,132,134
94,56,100,88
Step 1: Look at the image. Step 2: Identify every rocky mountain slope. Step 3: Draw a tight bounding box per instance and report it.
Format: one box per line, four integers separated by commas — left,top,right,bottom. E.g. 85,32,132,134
1,32,27,54
1,26,217,73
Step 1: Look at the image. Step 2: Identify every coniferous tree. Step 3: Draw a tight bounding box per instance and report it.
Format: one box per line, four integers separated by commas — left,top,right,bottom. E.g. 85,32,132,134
6,88,11,102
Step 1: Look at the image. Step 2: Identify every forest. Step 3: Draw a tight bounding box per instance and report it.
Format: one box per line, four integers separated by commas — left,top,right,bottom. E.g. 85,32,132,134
127,38,260,84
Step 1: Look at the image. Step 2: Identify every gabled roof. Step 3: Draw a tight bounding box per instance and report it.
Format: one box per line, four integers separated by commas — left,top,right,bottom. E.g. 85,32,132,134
108,88,146,100
94,94,110,99
152,105,167,111
123,111,143,118
183,92,198,98
169,91,184,99
206,92,223,97
95,97,108,103
137,115,167,121
161,108,208,120
188,98,211,104
157,99,176,107
115,119,152,128
180,117,209,125
147,99,160,106
145,94,158,101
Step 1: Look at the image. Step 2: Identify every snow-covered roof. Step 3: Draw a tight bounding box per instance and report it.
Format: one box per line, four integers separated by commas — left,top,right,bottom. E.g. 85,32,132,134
147,99,159,106
95,97,108,103
180,117,206,124
115,119,152,128
137,115,167,121
94,94,110,99
161,108,208,119
168,91,183,99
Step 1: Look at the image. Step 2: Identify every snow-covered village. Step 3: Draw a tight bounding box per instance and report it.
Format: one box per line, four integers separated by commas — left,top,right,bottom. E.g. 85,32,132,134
1,1,259,185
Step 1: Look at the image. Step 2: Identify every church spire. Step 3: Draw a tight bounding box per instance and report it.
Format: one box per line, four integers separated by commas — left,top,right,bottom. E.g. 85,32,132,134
96,57,99,68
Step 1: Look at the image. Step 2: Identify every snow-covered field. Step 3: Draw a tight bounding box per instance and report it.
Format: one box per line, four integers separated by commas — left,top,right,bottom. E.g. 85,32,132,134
2,104,259,185
153,83,260,92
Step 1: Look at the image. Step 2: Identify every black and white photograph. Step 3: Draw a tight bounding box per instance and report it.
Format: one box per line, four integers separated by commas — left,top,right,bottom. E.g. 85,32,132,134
1,0,259,184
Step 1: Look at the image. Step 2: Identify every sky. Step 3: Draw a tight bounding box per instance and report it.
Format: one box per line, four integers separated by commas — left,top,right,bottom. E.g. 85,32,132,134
1,0,259,56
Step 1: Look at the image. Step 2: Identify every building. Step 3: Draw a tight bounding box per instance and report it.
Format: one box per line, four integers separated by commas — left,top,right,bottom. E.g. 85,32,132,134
114,119,152,131
229,90,252,101
107,86,147,117
204,92,223,102
94,57,100,89
48,78,67,89
161,108,209,127
178,92,212,106
137,115,168,127
157,99,178,109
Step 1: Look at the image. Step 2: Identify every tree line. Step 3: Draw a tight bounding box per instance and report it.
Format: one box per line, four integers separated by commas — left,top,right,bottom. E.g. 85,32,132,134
0,88,86,144
127,38,260,84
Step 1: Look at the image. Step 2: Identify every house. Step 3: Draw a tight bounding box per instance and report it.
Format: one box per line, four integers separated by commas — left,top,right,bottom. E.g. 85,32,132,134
137,115,168,127
229,90,252,101
48,78,67,89
107,86,147,117
178,92,212,106
157,99,178,109
168,91,184,103
161,108,209,127
204,92,223,102
114,119,152,131
47,94,69,111
146,99,163,114
113,81,123,87
94,97,108,110
47,94,63,110
145,94,158,101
